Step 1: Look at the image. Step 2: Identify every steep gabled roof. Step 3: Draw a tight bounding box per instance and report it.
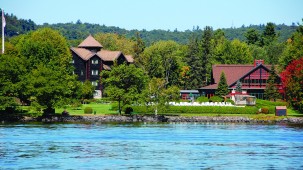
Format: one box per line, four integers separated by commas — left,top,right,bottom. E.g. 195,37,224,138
97,50,122,61
78,35,103,48
71,47,95,60
229,64,271,87
125,55,134,63
200,64,272,89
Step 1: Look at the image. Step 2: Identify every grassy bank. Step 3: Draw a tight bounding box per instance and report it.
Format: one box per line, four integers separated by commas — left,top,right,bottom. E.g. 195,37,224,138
56,103,117,115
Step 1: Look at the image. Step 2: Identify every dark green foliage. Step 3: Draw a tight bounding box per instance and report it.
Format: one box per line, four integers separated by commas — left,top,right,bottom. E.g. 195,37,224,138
196,96,209,103
201,26,213,86
209,96,224,102
261,22,277,46
131,105,258,114
125,107,134,115
264,65,280,101
236,80,242,93
245,28,260,45
215,72,229,96
1,10,297,47
84,107,93,114
185,33,204,89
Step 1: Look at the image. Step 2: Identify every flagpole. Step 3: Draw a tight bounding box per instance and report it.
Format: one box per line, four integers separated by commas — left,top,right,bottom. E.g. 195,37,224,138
2,9,5,54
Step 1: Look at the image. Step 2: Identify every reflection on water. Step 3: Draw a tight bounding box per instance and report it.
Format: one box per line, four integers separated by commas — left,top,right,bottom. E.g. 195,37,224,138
1,123,303,169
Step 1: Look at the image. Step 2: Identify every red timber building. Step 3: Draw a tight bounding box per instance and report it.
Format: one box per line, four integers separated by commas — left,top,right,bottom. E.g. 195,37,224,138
70,35,134,98
198,60,284,99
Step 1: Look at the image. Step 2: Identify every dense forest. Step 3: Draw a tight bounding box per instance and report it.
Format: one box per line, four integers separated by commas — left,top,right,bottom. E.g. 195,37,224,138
1,11,299,46
1,10,303,113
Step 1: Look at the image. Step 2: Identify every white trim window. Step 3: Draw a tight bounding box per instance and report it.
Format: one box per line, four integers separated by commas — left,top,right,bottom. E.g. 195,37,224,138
92,59,98,64
92,70,99,75
92,81,98,86
81,70,84,76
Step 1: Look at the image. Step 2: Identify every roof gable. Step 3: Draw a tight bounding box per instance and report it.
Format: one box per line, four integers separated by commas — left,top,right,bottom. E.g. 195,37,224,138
125,55,134,63
71,47,94,60
78,35,103,48
97,50,123,61
229,64,271,87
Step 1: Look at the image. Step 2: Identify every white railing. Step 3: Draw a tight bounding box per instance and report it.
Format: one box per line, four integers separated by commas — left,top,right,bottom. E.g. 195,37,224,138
169,102,234,107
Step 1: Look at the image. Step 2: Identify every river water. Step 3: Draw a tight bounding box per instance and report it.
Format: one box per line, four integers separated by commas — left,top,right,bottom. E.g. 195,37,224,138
1,123,303,169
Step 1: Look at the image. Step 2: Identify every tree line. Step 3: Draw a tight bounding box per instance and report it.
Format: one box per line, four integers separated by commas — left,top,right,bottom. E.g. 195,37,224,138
1,10,298,46
0,10,303,113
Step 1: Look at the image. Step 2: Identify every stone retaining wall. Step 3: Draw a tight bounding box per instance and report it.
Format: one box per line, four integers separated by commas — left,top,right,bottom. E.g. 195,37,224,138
4,115,302,124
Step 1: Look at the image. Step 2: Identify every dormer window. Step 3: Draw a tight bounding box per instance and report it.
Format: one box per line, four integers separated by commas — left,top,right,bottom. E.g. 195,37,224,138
92,59,98,64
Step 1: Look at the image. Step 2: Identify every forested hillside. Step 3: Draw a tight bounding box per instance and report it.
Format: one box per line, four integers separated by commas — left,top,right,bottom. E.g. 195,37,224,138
1,11,298,46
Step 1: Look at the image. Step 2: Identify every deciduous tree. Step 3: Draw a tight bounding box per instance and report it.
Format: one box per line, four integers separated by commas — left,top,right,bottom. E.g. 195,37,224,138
142,78,179,115
280,57,303,111
16,28,79,114
101,64,147,114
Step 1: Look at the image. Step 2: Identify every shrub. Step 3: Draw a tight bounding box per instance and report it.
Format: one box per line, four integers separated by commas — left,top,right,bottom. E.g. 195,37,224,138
196,96,209,103
261,108,269,114
84,107,93,114
125,107,133,114
226,99,235,105
71,101,82,110
209,96,223,102
132,105,258,114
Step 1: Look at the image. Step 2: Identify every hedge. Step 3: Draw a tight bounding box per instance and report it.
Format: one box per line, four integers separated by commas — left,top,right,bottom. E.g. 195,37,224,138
131,105,259,114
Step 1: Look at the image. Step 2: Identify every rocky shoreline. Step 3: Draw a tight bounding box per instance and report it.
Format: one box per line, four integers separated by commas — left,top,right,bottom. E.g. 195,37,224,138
2,114,303,125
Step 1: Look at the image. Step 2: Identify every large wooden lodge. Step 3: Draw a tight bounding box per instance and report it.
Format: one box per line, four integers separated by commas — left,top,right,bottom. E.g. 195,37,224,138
70,35,133,98
198,60,284,99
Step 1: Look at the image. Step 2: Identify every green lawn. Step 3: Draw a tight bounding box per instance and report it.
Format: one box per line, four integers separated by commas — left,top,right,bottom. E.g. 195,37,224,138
56,103,117,115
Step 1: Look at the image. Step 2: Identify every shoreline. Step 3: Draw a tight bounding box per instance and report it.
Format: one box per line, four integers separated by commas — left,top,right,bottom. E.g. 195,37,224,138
1,114,303,125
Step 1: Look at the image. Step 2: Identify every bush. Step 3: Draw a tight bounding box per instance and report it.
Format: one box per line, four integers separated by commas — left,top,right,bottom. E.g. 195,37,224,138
261,108,269,114
196,96,209,103
132,105,258,114
226,99,235,105
125,107,133,114
84,107,93,114
209,96,223,102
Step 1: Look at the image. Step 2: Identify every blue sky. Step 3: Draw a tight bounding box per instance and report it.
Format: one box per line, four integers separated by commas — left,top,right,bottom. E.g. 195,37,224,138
1,0,302,31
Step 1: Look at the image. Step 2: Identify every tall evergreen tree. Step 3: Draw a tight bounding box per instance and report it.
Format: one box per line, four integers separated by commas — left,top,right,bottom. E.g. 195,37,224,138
133,32,145,61
261,22,277,46
215,71,229,96
264,64,280,101
236,80,242,93
185,33,204,89
201,26,213,86
244,28,260,45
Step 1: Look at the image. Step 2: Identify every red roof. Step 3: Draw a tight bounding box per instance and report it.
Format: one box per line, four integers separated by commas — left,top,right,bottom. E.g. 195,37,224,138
200,64,271,89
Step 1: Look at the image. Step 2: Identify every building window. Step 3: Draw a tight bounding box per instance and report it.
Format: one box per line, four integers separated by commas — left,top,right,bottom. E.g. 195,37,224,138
92,70,99,75
70,60,75,64
92,81,98,86
81,70,84,76
92,59,98,64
